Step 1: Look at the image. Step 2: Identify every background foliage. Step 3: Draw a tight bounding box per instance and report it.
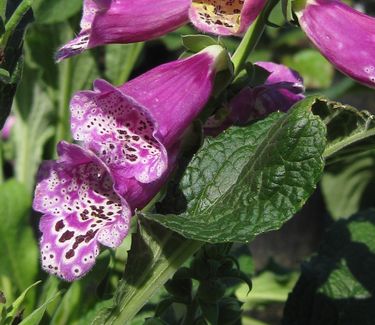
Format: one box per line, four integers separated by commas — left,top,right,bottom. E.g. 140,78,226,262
1,0,375,324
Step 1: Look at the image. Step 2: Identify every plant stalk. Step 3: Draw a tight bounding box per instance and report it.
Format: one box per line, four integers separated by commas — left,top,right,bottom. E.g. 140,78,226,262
231,0,280,76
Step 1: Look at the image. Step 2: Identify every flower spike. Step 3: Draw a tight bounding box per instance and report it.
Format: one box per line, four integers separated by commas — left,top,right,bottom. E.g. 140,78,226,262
296,0,375,88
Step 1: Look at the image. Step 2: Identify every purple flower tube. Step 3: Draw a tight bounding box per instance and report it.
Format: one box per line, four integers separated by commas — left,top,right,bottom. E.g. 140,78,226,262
297,0,375,88
56,0,267,61
33,45,229,281
56,0,191,61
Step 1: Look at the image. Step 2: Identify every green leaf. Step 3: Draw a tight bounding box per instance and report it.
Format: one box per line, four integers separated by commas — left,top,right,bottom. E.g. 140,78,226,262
182,35,218,53
283,210,375,324
282,49,334,89
3,281,41,325
321,149,375,219
141,97,326,243
33,0,82,24
105,43,144,85
18,291,61,325
91,219,203,325
13,65,55,191
0,180,38,301
311,98,375,159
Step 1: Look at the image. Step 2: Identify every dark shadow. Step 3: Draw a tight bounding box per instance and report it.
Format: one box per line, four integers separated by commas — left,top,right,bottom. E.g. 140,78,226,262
282,211,375,325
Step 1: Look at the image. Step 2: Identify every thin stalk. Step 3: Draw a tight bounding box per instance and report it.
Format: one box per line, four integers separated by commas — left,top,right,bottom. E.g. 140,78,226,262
231,0,279,76
0,0,33,48
54,53,74,153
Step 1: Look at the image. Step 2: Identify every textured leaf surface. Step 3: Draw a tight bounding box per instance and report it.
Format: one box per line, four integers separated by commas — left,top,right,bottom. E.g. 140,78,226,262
141,97,326,242
283,210,375,325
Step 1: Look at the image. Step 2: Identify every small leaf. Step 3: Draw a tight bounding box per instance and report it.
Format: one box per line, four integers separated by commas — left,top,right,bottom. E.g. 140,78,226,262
18,291,61,325
142,97,326,243
5,282,41,325
182,35,218,53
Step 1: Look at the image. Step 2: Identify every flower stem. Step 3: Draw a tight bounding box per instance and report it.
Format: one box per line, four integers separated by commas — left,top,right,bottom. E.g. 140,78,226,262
231,0,280,76
54,50,74,153
0,0,33,49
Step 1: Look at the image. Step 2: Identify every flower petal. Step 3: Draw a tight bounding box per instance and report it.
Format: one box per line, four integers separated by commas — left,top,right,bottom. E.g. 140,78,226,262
70,80,168,185
120,45,228,148
298,0,375,88
56,0,190,61
33,142,130,281
189,0,266,36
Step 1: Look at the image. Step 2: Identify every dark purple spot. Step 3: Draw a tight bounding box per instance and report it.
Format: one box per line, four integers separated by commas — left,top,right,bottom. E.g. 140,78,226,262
55,220,65,232
59,230,75,243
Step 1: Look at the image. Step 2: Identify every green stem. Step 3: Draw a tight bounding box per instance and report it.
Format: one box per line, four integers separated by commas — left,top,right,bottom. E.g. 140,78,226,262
0,141,4,183
323,128,375,159
54,54,74,153
110,240,203,325
231,0,279,76
0,0,33,48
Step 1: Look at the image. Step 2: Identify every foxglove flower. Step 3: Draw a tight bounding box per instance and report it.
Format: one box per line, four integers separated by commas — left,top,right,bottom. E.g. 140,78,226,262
70,45,229,191
296,0,375,88
205,62,304,134
189,0,266,36
56,0,266,61
34,45,228,281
